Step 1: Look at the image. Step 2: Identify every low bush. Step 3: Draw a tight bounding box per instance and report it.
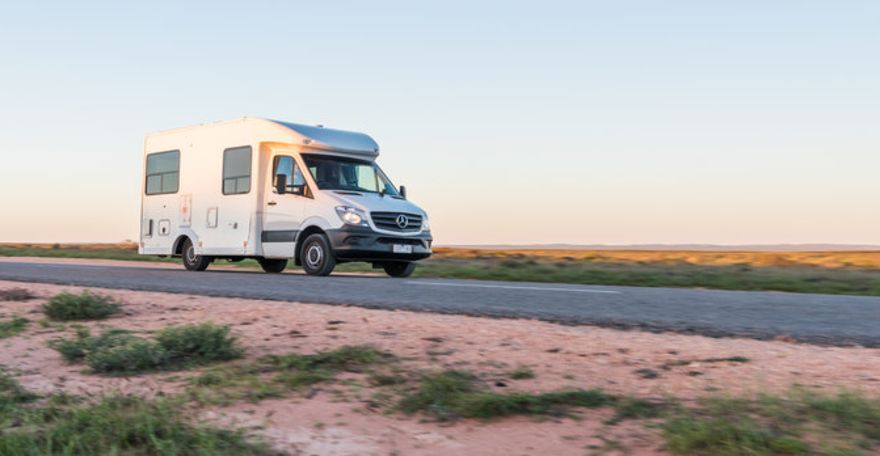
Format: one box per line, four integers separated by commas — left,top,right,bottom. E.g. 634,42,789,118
49,323,243,374
155,323,244,364
43,291,122,321
0,318,28,339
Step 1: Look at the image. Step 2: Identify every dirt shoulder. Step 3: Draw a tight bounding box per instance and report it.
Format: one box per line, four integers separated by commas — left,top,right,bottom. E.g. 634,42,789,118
2,280,879,455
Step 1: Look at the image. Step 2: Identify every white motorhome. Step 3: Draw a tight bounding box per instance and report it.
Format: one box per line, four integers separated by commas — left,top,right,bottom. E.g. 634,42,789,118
139,117,432,277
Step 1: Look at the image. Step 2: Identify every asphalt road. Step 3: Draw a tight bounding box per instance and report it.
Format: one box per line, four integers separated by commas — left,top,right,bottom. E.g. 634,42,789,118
1,260,879,347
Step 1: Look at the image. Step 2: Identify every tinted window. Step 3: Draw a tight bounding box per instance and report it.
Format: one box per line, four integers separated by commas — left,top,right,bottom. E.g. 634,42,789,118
302,155,399,196
145,150,180,195
222,146,251,195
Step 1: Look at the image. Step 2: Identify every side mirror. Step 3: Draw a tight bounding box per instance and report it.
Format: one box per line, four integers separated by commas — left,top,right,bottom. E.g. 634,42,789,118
275,174,287,194
399,185,407,199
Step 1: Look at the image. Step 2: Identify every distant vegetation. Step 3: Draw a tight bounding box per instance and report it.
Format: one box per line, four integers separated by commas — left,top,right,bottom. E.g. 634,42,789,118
4,243,880,296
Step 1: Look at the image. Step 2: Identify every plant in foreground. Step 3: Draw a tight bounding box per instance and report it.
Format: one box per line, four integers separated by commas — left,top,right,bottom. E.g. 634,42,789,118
42,291,122,321
49,323,243,373
0,318,28,339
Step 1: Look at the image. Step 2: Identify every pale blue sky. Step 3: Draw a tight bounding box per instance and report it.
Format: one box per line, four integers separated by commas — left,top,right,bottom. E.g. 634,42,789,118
1,1,878,244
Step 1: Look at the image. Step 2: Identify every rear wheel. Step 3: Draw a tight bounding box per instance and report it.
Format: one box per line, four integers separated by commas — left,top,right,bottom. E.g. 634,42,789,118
181,239,211,271
258,258,287,273
383,262,416,278
301,233,336,276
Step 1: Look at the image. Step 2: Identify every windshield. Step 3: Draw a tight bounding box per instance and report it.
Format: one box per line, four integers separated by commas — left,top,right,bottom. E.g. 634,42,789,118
303,155,400,196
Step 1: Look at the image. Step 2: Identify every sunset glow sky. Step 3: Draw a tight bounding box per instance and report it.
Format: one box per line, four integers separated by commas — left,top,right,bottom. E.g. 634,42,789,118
1,1,878,245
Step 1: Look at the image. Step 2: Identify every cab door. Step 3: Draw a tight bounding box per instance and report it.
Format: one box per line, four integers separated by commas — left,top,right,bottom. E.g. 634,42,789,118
261,154,307,258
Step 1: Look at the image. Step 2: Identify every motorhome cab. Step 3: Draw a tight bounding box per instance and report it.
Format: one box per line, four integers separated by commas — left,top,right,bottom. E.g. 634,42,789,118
139,117,432,277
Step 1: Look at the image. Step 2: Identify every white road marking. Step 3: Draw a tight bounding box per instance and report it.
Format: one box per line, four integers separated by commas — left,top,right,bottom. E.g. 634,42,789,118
406,281,622,294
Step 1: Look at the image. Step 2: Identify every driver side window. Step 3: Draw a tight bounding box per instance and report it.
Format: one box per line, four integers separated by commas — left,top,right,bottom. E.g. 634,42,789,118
272,155,305,193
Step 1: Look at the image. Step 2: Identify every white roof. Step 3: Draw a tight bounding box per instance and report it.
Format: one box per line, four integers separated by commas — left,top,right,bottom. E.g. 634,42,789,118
146,117,380,158
270,120,379,157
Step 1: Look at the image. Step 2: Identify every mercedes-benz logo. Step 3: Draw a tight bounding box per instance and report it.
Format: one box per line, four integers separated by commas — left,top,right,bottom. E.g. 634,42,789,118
396,214,409,229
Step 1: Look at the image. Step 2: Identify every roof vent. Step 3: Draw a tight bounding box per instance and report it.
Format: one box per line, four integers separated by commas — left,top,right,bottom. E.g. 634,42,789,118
316,124,324,128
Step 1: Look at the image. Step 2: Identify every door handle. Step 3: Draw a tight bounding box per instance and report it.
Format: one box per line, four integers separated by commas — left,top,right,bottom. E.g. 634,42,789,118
267,201,277,206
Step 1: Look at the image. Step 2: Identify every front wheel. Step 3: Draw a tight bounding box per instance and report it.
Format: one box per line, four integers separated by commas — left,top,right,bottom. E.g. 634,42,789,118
300,234,336,276
258,258,287,273
182,239,211,271
383,262,416,278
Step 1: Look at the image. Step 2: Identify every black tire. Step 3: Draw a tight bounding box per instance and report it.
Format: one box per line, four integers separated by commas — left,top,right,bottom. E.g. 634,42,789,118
181,238,211,271
300,233,336,276
258,258,287,273
383,262,416,278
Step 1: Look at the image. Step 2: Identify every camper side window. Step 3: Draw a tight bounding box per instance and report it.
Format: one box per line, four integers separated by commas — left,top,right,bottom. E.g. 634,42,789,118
272,156,306,192
145,150,180,195
222,146,252,195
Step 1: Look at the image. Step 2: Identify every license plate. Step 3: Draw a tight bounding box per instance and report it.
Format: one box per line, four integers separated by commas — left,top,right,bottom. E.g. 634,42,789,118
393,244,413,254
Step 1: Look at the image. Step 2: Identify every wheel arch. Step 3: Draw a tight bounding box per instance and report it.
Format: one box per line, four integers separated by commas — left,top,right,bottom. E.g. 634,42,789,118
294,225,327,266
172,229,201,256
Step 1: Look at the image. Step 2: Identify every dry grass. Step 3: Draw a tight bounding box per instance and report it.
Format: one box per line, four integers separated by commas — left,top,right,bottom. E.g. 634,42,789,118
432,248,880,270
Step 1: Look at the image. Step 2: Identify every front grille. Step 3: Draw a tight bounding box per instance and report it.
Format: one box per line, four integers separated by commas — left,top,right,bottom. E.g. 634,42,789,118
371,212,423,232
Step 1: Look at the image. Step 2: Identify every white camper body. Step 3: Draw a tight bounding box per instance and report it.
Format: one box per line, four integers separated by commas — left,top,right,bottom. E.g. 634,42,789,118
139,118,432,277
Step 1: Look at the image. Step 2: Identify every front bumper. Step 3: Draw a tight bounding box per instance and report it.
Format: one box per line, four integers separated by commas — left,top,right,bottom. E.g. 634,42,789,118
326,225,433,262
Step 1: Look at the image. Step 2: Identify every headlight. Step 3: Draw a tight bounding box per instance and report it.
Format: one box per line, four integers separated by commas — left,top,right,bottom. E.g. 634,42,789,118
335,206,367,226
421,215,430,231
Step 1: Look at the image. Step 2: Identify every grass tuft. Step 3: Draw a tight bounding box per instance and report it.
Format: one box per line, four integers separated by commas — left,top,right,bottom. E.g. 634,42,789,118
262,345,393,372
189,345,394,405
43,291,122,321
663,390,880,455
509,366,536,380
398,370,623,421
663,413,809,455
0,394,270,455
0,318,29,339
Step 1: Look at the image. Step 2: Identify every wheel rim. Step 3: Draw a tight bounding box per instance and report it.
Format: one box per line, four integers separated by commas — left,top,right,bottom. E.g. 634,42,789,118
305,243,323,269
186,245,196,264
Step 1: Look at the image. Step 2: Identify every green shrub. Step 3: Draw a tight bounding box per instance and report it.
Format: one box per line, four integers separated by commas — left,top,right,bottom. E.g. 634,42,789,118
0,318,28,339
50,327,131,362
155,323,244,364
43,291,122,321
86,338,168,374
49,323,242,374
